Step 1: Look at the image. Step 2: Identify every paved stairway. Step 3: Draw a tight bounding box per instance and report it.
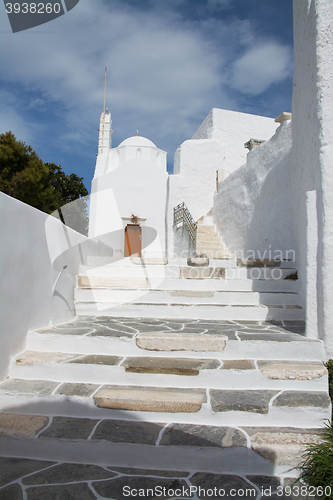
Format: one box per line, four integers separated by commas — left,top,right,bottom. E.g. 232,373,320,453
195,213,230,259
0,317,330,498
75,257,304,322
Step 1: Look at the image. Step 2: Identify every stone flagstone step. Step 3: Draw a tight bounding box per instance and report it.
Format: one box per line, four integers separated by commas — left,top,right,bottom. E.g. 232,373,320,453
9,350,328,392
155,277,299,292
225,267,298,280
78,276,148,289
94,386,207,413
74,301,304,321
75,288,300,307
0,414,326,479
0,457,314,500
0,378,330,427
25,318,325,362
122,357,221,375
135,332,227,352
0,316,331,485
195,223,230,259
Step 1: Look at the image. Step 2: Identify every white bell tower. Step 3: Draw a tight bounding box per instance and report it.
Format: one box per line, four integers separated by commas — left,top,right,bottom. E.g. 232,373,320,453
93,68,113,178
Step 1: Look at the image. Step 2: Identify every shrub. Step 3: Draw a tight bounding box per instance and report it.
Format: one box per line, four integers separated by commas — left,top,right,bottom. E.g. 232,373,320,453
297,360,333,499
297,422,333,500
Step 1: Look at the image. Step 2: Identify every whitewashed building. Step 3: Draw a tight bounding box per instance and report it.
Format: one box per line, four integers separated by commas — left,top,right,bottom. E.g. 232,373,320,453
89,111,168,260
88,107,279,261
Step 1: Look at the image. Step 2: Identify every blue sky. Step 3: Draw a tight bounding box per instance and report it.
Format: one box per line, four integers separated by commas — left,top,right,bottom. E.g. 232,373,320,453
0,0,294,186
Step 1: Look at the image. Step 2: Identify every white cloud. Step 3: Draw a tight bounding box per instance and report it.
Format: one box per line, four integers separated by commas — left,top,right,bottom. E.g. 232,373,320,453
0,0,293,177
0,90,40,144
231,41,293,95
0,0,234,154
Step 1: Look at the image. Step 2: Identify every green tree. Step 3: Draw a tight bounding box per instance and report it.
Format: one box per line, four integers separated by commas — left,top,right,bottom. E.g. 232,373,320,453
45,162,89,235
0,132,89,235
0,131,56,212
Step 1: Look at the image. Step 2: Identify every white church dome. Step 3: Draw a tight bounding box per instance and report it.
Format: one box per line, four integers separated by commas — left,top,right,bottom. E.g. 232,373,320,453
118,136,157,148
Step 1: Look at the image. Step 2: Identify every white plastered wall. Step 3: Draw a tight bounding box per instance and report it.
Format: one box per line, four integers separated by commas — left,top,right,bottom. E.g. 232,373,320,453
292,0,333,356
168,108,279,258
213,120,294,262
89,158,168,258
0,192,104,380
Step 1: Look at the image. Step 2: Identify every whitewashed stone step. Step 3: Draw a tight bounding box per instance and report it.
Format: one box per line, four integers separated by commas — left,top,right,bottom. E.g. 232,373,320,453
0,379,329,424
196,249,230,259
79,265,170,277
78,276,148,289
155,277,298,292
94,386,207,413
235,260,298,269
74,302,304,321
0,413,326,476
10,352,327,392
16,352,326,381
74,288,299,307
225,268,298,280
136,332,227,352
25,334,325,365
196,238,225,247
179,267,225,279
197,224,217,231
18,354,325,381
196,234,223,242
25,318,323,362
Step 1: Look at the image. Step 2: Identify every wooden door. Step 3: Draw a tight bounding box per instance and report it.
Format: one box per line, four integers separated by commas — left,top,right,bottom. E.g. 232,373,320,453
124,224,141,257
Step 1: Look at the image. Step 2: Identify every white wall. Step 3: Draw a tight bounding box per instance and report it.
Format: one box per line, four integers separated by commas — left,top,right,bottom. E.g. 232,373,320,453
213,120,294,262
89,158,168,258
190,108,279,178
0,192,103,380
168,108,279,258
292,0,333,356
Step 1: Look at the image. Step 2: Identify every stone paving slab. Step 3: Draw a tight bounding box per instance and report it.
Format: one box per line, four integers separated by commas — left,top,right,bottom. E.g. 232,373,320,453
94,385,207,412
55,382,99,397
273,391,331,408
22,463,117,485
221,360,256,370
89,324,137,337
93,419,164,444
258,361,327,380
0,413,48,438
210,390,278,414
16,351,78,366
0,379,58,395
26,483,97,499
68,354,123,366
136,332,228,351
122,356,220,375
0,457,56,487
250,429,324,466
39,416,98,440
237,332,309,342
0,483,23,500
190,473,255,499
93,475,191,500
159,423,247,448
